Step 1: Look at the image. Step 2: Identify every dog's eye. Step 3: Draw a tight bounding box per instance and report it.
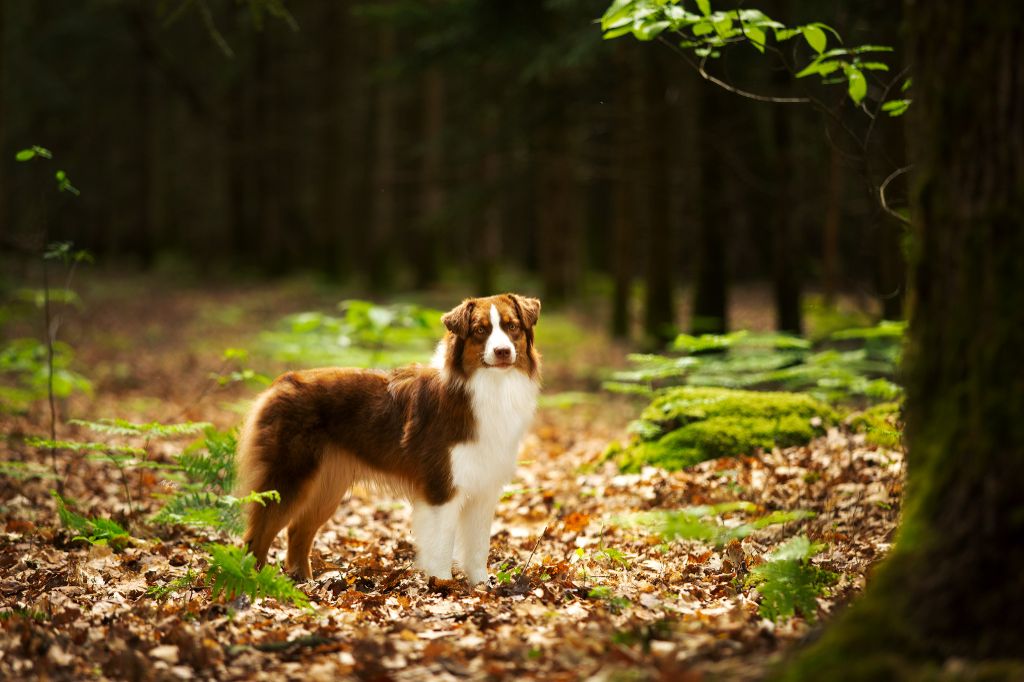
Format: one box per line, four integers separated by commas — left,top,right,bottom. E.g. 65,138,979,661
507,322,519,333
474,325,488,336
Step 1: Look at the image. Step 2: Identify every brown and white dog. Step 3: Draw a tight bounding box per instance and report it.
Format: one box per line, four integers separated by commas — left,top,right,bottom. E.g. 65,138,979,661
235,294,541,584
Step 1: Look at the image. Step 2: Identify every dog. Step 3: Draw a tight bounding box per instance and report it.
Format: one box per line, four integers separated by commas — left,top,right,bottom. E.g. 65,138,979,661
234,293,541,583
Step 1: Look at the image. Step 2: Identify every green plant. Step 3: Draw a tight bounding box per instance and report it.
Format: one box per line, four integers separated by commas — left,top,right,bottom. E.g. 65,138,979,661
259,300,444,369
620,502,815,547
609,325,903,405
51,490,133,550
848,401,903,450
601,1,904,110
745,535,838,621
588,585,631,612
146,567,202,602
609,386,835,471
204,543,311,610
53,419,212,516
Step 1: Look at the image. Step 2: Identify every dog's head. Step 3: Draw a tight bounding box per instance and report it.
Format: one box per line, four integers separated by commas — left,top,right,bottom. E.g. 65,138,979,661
439,294,541,380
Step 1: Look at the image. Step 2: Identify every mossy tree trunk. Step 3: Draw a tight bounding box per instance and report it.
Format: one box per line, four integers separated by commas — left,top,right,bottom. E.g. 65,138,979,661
784,1,1024,676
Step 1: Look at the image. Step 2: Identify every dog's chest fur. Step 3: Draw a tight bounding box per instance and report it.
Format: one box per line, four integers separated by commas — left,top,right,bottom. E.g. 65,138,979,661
450,369,538,498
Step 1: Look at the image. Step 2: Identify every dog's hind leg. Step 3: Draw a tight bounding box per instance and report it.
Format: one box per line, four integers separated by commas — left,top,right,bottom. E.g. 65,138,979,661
285,453,355,580
243,491,300,569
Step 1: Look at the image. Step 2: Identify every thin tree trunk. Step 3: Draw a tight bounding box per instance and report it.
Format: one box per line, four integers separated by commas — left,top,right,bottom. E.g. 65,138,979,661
691,92,728,336
771,99,803,335
369,24,397,291
414,66,445,289
642,50,675,345
785,1,1024,675
315,0,349,279
538,99,576,303
822,140,842,305
477,109,502,296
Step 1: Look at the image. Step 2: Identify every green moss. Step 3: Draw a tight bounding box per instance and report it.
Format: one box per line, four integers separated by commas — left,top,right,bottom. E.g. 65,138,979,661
848,401,903,449
617,387,836,472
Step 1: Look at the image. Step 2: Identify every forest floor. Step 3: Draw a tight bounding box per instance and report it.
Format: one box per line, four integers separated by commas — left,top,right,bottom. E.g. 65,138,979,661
0,273,904,681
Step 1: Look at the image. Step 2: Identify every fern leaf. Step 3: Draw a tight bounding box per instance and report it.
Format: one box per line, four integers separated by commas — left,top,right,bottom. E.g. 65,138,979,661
204,543,311,610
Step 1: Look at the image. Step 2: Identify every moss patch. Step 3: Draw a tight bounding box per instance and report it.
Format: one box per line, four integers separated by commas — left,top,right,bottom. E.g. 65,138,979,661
847,401,903,450
615,387,837,472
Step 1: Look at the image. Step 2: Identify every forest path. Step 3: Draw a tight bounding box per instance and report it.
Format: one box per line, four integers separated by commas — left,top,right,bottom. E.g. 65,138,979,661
0,274,901,680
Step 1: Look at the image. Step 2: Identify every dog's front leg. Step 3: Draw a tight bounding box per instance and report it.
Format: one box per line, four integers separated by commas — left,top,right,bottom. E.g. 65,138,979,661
411,498,460,580
456,491,500,585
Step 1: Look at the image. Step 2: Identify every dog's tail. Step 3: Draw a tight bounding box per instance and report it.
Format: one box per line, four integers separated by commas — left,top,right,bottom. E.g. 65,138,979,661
235,386,297,567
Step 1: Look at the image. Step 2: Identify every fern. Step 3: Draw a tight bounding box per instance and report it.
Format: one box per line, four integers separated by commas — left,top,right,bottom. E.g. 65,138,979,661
51,490,133,549
746,535,838,621
0,460,59,480
146,567,201,602
204,543,311,610
26,437,146,456
69,418,212,439
151,428,278,535
622,503,815,547
175,427,237,492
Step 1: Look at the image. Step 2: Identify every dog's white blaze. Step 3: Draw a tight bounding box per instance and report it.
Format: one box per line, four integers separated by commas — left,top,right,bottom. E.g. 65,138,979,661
483,304,516,366
413,367,538,583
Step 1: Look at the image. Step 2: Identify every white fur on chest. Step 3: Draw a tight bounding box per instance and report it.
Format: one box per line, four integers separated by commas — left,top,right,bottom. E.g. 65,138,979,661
450,369,538,499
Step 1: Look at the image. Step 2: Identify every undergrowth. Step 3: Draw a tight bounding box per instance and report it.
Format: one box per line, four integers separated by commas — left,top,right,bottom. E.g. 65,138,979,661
606,322,904,471
746,535,838,621
607,386,835,471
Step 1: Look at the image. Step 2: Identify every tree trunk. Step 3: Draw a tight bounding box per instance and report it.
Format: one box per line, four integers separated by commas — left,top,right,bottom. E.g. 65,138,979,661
414,66,445,289
785,1,1024,675
315,0,349,279
477,109,502,296
369,24,397,291
691,144,728,333
771,96,803,335
822,139,843,306
642,50,676,345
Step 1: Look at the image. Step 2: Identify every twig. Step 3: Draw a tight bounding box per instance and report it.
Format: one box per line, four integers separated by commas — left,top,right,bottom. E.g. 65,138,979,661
878,165,912,226
42,261,61,490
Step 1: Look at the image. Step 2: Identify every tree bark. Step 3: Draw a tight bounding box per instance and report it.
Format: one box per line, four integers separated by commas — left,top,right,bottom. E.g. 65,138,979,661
642,49,676,345
369,24,397,291
771,91,803,335
414,66,445,289
784,1,1024,675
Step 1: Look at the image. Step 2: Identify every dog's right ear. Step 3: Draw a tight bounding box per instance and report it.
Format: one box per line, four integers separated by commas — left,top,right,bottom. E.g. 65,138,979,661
442,300,475,338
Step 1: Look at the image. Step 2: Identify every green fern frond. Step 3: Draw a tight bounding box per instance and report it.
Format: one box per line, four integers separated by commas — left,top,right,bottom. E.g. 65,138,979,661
146,567,201,602
26,437,146,456
746,534,837,621
204,543,311,610
69,418,212,439
51,490,133,549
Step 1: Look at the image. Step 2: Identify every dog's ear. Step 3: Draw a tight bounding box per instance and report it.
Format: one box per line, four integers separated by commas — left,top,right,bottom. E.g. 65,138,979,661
442,300,475,337
508,294,541,328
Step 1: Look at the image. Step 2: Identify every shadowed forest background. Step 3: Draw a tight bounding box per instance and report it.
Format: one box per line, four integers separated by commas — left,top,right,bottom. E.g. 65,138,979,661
2,0,906,338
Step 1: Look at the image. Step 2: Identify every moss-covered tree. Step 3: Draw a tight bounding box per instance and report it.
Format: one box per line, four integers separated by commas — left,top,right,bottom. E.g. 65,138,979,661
784,0,1024,676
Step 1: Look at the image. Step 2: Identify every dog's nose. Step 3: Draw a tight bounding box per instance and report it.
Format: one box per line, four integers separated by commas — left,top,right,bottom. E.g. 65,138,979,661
494,347,512,361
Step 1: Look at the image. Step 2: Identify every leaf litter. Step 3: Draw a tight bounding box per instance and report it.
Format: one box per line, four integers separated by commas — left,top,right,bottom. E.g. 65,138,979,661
0,280,904,680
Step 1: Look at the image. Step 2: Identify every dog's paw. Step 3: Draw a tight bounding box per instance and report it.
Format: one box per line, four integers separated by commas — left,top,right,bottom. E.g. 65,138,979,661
464,568,488,586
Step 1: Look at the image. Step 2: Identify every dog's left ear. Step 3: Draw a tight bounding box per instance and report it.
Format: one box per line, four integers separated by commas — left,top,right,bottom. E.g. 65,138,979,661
508,294,541,328
442,300,475,337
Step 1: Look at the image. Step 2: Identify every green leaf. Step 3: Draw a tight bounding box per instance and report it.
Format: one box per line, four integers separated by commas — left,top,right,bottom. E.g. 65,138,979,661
795,59,842,79
696,0,711,16
803,25,826,54
846,66,867,104
692,21,713,36
881,98,911,117
744,25,766,53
